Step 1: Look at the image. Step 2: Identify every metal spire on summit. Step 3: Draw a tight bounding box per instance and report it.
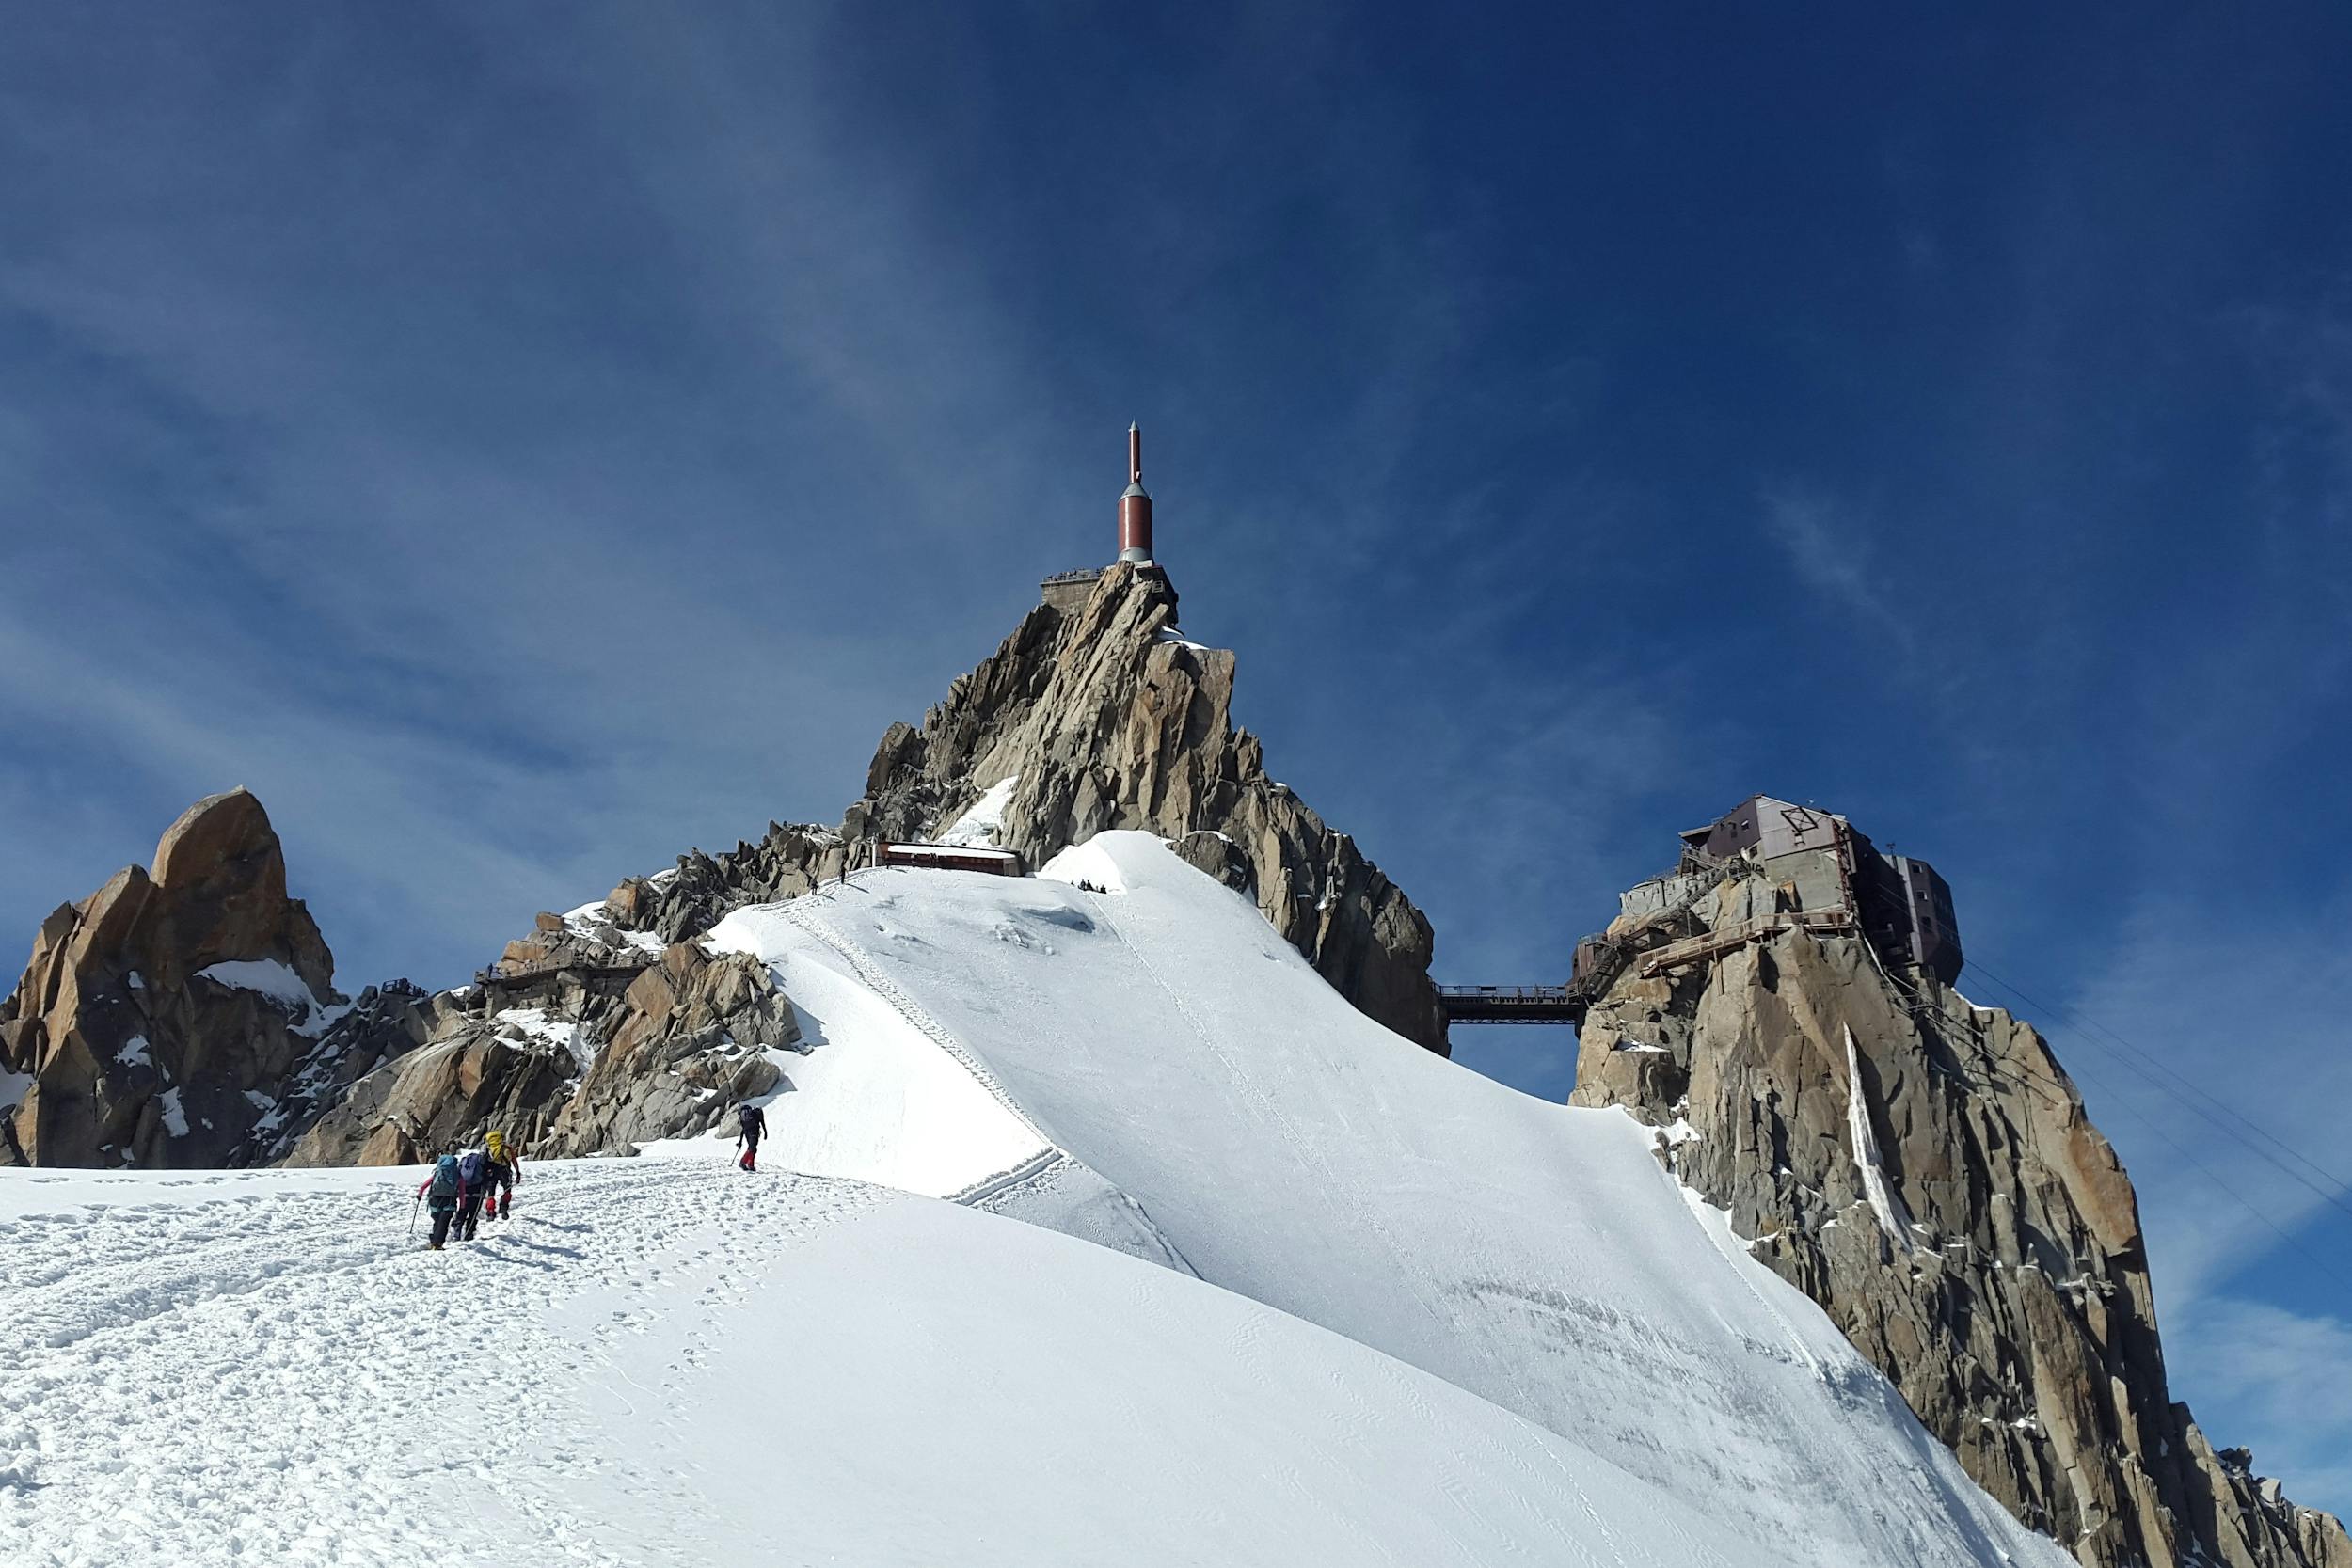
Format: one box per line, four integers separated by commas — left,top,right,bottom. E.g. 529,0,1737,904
1119,422,1154,564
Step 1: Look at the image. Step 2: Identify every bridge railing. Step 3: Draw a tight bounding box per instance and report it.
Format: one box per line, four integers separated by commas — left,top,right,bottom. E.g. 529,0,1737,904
1437,985,1573,1001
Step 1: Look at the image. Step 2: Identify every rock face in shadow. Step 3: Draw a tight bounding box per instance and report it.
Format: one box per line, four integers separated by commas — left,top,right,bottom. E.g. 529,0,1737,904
0,790,380,1167
281,1028,577,1169
228,980,444,1165
1571,869,2352,1568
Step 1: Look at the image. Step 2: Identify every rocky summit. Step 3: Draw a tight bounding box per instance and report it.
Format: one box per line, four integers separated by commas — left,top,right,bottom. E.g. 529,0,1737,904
501,562,1443,1052
840,563,1447,1050
0,789,393,1167
1572,861,2351,1568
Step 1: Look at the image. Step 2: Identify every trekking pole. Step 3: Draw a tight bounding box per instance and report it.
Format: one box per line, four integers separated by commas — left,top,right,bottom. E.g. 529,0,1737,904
409,1189,422,1238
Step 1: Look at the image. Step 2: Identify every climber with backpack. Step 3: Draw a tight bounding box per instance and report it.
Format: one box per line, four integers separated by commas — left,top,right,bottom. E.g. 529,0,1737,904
417,1153,464,1250
451,1146,493,1241
735,1101,767,1172
482,1130,518,1222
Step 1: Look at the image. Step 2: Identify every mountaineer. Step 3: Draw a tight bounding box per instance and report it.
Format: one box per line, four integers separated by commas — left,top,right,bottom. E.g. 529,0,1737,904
735,1101,768,1172
452,1146,492,1241
483,1130,519,1222
417,1153,463,1250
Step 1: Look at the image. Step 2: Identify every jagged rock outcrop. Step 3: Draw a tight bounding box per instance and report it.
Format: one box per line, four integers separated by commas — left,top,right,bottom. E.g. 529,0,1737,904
287,910,804,1164
539,944,802,1155
0,789,383,1167
283,1026,577,1168
838,564,1445,1049
229,980,445,1164
1572,868,2351,1568
635,826,848,944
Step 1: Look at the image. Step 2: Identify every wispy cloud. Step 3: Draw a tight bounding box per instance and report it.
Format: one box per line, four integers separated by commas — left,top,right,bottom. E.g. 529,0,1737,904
2169,1296,2352,1510
0,8,1087,986
2053,900,2352,1299
1762,484,1923,660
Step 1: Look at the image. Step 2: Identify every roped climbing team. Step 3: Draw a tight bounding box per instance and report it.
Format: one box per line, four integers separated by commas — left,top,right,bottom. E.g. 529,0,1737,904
416,1110,770,1251
415,1128,522,1251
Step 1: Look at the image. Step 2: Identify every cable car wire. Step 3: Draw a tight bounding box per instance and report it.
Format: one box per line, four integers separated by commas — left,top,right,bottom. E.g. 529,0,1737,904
1963,957,2352,1224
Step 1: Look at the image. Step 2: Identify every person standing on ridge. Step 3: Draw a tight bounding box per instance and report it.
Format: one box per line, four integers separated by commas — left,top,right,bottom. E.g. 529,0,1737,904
735,1101,767,1172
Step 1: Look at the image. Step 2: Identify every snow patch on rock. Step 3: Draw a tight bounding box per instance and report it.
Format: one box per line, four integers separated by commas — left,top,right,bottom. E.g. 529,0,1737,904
1844,1024,1915,1252
934,775,1019,847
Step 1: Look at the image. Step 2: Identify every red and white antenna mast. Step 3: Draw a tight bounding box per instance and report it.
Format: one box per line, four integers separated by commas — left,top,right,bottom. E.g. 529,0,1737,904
1118,422,1154,564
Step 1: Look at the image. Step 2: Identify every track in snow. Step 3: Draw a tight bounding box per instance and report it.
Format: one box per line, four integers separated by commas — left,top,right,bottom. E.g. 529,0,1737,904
0,1162,887,1567
0,1157,1816,1568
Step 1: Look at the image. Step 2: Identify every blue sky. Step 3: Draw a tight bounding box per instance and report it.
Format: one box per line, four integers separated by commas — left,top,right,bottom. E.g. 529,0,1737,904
4,0,2348,1515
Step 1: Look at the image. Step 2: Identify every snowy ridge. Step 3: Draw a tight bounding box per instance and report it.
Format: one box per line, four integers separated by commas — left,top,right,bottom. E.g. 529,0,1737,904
712,888,1212,1267
1,1163,1802,1565
700,900,1046,1201
770,888,1054,1146
716,834,2067,1568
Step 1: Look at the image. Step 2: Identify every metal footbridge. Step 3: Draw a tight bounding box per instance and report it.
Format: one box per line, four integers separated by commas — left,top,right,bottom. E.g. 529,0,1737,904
1437,985,1587,1026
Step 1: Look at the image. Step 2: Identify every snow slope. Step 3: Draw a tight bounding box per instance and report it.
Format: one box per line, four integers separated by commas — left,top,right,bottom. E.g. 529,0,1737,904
3,1160,1791,1567
3,832,2071,1566
707,833,2069,1568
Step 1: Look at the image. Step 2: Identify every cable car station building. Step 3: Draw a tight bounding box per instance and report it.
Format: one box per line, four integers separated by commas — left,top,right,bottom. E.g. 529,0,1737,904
1444,794,1963,1031
1634,794,1963,985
